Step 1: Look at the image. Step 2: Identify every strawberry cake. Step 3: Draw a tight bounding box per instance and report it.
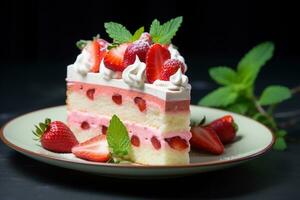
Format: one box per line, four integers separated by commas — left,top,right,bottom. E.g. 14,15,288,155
66,17,192,165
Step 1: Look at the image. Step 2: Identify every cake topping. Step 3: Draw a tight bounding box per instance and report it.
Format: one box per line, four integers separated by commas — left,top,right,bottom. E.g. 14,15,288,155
168,44,187,72
122,56,146,88
153,69,188,91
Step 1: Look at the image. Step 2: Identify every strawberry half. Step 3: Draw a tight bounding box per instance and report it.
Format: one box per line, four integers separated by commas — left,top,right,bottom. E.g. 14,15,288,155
160,59,185,81
190,126,224,155
33,119,79,153
72,135,110,162
87,39,109,73
104,43,129,72
207,115,238,144
145,44,171,83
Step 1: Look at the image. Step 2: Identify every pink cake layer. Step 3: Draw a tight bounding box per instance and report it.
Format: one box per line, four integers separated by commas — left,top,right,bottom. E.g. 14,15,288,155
67,82,190,113
67,111,192,146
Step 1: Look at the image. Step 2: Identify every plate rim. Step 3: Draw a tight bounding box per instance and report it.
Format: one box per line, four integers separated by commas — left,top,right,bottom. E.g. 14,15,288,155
0,105,275,169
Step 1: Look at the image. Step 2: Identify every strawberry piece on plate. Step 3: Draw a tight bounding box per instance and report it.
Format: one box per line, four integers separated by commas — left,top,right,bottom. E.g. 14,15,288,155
33,119,79,153
145,44,171,83
190,126,224,155
72,135,110,162
104,43,129,72
160,59,185,80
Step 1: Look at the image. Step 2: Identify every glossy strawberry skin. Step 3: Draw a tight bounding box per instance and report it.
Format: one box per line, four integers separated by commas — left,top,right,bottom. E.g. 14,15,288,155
190,126,224,155
72,135,110,162
145,44,171,83
104,43,129,72
160,59,185,81
123,40,150,67
207,115,237,144
41,121,79,153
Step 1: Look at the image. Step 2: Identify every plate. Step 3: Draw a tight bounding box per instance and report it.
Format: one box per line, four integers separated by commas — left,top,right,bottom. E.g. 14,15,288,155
0,105,274,178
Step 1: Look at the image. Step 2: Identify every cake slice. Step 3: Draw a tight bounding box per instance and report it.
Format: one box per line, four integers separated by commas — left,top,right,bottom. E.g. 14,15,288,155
66,17,192,165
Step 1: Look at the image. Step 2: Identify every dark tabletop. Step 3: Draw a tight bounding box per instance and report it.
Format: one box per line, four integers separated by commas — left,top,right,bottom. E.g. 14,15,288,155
1,60,300,200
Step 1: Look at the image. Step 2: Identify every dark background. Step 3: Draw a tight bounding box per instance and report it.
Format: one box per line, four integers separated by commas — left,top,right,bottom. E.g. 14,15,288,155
1,1,300,199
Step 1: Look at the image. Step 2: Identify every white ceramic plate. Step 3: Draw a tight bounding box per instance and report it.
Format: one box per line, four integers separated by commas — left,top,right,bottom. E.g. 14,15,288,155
1,105,274,178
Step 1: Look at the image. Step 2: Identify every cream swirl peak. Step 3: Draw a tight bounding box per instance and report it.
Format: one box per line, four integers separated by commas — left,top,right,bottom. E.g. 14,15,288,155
73,48,93,76
122,56,146,88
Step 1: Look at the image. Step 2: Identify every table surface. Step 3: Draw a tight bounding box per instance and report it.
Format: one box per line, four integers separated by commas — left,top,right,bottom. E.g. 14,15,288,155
1,62,300,200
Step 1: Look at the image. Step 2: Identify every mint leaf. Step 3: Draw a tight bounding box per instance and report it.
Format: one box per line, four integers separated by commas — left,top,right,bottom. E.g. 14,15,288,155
259,85,291,106
227,101,250,114
199,86,238,107
150,16,183,44
209,66,237,85
273,137,287,151
237,42,274,86
104,22,132,43
107,115,131,157
276,129,287,137
131,26,144,42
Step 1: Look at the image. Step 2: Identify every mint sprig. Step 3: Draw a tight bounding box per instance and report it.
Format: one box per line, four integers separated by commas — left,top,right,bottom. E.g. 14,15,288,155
150,16,183,44
107,115,132,160
199,42,293,151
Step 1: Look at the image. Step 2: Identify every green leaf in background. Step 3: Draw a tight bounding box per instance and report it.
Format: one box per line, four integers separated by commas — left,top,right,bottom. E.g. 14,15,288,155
199,86,238,107
227,101,250,114
209,66,238,85
104,22,132,43
237,42,274,86
131,26,144,42
259,85,292,106
273,137,287,151
107,115,131,157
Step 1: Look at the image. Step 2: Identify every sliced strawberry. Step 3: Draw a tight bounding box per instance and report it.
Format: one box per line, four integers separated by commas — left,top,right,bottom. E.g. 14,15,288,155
207,115,238,144
81,121,90,130
104,43,129,72
86,88,95,100
134,97,146,112
145,44,171,83
131,135,140,147
123,40,150,67
72,135,110,162
151,136,161,150
86,39,109,73
190,126,224,155
165,136,189,151
160,59,185,81
112,94,122,105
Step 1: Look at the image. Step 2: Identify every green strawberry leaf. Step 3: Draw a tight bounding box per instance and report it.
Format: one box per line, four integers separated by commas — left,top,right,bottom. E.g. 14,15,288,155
199,86,238,107
104,22,132,43
259,85,291,106
209,66,238,85
107,115,131,158
237,42,274,86
273,137,287,151
131,26,144,42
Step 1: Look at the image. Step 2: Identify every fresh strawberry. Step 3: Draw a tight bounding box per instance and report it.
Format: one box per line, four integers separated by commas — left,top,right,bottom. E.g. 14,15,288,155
139,32,152,44
33,119,79,153
134,97,146,112
87,39,109,73
165,136,189,151
72,135,110,162
123,40,150,67
160,59,185,80
207,115,238,144
190,126,224,155
145,44,171,83
104,43,129,71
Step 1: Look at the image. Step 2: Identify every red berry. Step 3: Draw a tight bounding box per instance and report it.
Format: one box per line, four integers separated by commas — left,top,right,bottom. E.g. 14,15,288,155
104,43,129,72
33,120,79,153
190,126,224,155
134,97,146,112
102,126,107,135
207,115,237,144
123,40,150,67
160,59,185,81
86,88,95,100
80,121,90,130
112,94,122,105
72,135,110,162
88,39,109,73
151,136,161,150
131,135,140,147
145,44,171,83
165,136,189,151
139,32,152,44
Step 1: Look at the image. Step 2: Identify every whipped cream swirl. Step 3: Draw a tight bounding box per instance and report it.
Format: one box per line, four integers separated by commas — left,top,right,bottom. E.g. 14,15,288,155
122,56,146,88
153,69,188,91
99,59,115,80
73,48,93,76
168,44,187,72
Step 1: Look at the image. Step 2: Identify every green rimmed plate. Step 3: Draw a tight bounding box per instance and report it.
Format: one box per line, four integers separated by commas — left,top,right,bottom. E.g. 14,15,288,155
0,105,274,178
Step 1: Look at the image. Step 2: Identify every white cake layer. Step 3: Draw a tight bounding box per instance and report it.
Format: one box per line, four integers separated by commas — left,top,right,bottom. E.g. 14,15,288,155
131,144,189,165
69,126,100,142
67,92,190,133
